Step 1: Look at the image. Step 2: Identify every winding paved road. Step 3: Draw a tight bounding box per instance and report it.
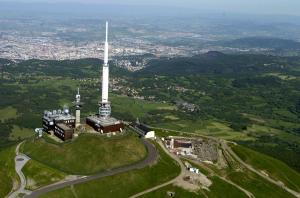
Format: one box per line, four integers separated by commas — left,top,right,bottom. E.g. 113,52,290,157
24,138,157,198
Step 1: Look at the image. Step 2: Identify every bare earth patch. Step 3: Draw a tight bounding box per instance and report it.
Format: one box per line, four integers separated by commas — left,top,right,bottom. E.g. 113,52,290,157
174,170,212,192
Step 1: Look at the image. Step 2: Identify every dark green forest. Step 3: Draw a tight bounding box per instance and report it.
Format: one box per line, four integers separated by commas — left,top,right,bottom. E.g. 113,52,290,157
1,52,300,171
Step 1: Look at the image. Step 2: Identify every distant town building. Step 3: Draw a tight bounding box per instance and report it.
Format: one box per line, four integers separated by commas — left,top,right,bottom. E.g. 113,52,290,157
175,100,197,112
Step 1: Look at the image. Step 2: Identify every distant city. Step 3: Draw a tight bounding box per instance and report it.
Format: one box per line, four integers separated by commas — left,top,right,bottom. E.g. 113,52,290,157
0,30,197,60
0,16,205,61
1,7,300,71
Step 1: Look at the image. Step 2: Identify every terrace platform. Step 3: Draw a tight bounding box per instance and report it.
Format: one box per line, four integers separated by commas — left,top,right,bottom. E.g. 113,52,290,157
86,115,124,133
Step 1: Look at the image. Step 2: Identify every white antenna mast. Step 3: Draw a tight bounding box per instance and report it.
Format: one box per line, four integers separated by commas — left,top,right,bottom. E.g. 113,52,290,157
104,21,109,66
99,21,111,118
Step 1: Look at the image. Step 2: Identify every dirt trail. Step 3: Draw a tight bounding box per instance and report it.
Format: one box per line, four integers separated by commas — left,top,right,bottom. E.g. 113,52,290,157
184,157,254,198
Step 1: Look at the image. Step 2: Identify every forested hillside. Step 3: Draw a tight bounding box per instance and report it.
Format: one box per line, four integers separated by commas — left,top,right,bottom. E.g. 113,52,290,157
1,52,300,172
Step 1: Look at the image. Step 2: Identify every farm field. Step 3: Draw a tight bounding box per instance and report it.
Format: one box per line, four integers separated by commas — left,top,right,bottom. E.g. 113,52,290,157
0,106,18,122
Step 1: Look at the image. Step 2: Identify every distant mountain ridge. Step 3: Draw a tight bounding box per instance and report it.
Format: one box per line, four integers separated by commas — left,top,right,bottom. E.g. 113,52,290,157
139,51,297,75
222,37,300,50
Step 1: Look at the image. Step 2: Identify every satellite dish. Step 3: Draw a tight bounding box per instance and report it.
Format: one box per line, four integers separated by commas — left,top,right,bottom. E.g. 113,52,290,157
64,108,69,114
35,128,43,133
35,128,43,137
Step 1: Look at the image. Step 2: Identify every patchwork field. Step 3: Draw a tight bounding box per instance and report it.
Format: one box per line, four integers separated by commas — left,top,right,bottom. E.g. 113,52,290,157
0,106,18,122
110,94,176,119
151,120,254,141
9,125,33,141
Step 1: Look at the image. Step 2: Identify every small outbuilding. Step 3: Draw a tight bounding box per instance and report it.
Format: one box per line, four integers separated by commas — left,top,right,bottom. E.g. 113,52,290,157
134,122,156,139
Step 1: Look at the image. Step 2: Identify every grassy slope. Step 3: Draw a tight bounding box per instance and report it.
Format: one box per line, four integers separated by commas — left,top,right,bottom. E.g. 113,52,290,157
23,159,66,190
41,141,181,198
21,133,146,175
206,176,248,198
0,145,17,197
152,120,253,141
232,145,300,192
110,94,176,118
227,170,294,198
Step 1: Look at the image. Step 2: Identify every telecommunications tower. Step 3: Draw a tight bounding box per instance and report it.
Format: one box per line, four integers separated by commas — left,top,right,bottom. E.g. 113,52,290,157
99,21,111,118
86,21,124,134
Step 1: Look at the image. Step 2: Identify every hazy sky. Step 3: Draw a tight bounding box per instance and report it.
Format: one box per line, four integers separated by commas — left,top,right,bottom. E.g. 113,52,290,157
1,0,300,16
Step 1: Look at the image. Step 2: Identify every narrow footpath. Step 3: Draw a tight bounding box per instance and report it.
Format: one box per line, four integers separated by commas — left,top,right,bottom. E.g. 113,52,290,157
7,142,31,198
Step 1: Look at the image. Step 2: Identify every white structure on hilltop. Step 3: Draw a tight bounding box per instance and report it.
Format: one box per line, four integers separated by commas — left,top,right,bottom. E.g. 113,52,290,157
145,131,156,139
86,21,124,134
99,21,111,118
75,88,82,127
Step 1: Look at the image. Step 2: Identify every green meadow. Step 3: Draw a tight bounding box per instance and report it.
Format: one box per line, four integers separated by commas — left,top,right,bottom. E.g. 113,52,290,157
21,133,146,175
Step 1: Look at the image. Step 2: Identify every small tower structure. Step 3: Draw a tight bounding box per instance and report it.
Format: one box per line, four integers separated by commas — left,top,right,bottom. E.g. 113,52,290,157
74,88,82,128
